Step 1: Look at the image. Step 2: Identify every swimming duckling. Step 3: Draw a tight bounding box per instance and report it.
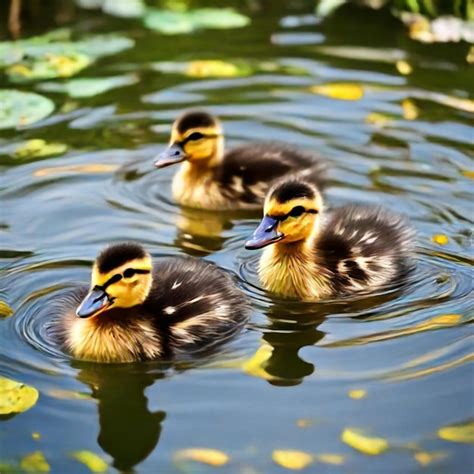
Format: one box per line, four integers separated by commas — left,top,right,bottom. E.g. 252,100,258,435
53,242,249,362
245,179,415,300
154,110,326,210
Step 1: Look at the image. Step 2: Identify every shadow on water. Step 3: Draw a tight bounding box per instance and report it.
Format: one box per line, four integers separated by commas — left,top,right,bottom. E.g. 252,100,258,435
73,362,166,473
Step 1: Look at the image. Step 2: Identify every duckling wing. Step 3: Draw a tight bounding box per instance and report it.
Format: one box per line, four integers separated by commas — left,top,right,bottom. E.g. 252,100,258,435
316,205,415,294
216,143,326,207
147,258,249,355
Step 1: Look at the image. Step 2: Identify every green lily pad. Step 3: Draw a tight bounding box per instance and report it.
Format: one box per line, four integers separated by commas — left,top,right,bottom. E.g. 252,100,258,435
0,376,39,415
12,139,67,159
0,90,55,130
75,34,135,58
38,74,139,98
103,0,145,18
144,8,250,34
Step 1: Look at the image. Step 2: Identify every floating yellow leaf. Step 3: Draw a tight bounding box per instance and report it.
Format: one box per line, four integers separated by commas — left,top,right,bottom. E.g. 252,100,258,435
309,83,364,101
20,451,50,472
12,139,67,160
461,170,474,179
296,418,313,428
317,453,345,465
186,60,242,78
70,451,108,473
32,432,41,440
272,450,313,470
348,389,367,400
438,421,474,444
396,60,412,75
0,376,39,415
0,300,14,318
365,112,392,127
414,451,447,466
34,164,118,177
402,99,419,120
174,448,229,466
432,234,449,245
341,428,389,455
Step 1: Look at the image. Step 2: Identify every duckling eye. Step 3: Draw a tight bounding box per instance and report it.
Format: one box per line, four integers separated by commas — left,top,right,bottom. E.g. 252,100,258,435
186,132,204,141
289,206,305,218
123,268,135,279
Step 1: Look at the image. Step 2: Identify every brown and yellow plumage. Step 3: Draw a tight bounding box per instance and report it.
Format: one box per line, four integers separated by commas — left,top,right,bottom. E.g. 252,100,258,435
246,179,415,300
52,243,249,362
154,110,327,210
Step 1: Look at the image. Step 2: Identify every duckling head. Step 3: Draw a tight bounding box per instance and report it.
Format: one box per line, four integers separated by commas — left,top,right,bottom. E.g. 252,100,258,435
245,180,323,249
154,111,224,169
76,243,153,318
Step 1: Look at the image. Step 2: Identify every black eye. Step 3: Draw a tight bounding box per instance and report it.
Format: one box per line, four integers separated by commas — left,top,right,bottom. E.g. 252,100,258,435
289,206,305,217
123,268,135,278
187,132,204,141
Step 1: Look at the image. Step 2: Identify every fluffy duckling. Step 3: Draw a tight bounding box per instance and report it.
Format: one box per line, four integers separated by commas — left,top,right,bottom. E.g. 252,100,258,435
53,243,249,362
154,110,326,210
245,179,415,300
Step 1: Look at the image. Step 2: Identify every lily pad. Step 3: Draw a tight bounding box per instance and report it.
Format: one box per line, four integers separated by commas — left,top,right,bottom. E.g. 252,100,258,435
38,74,139,98
70,451,108,472
12,139,67,159
341,428,389,455
272,450,313,470
144,8,250,35
0,376,39,415
438,420,474,443
0,90,55,130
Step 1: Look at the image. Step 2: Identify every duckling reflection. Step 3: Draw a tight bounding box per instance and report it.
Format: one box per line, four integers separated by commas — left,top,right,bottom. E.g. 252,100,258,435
74,362,165,472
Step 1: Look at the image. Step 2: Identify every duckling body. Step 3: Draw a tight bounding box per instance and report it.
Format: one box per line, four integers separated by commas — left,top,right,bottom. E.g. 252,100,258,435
53,244,248,362
154,111,326,210
246,180,414,300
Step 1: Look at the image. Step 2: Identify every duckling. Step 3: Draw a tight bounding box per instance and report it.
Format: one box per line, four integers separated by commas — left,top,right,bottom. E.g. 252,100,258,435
245,179,415,300
153,110,326,210
52,242,249,362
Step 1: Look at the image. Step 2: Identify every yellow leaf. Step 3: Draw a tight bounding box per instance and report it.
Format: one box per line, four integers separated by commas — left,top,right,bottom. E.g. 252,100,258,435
317,453,345,465
272,450,313,470
309,83,364,101
13,139,67,160
0,376,39,415
432,234,449,245
32,432,41,440
0,300,14,318
348,389,367,400
414,451,447,466
174,448,229,466
186,60,241,78
461,170,474,179
396,60,412,75
402,99,419,120
70,451,108,473
341,428,389,455
20,451,50,472
438,421,474,444
365,112,391,127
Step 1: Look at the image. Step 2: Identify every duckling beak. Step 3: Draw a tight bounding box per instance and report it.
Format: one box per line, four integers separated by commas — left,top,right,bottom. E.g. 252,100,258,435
76,288,111,318
154,144,187,168
245,216,284,250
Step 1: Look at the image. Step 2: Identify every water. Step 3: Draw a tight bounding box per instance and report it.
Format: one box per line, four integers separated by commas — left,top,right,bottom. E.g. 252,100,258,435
1,1,473,472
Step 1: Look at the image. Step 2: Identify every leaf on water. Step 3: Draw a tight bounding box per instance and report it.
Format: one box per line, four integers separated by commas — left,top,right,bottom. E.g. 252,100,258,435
309,83,364,100
186,60,250,78
461,170,474,179
144,8,250,34
438,420,474,444
432,234,449,245
32,432,41,440
12,139,67,160
20,451,50,472
34,164,119,177
6,53,91,82
348,389,367,400
402,99,419,120
0,90,54,130
341,428,389,455
0,376,39,415
173,448,229,466
102,0,145,18
272,450,313,470
39,74,139,98
414,450,448,466
396,60,412,75
0,300,14,318
316,453,345,465
365,113,392,127
70,451,108,473
75,34,135,59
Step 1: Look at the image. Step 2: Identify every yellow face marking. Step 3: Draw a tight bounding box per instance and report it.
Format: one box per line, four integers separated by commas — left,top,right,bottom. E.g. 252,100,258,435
264,197,320,217
91,256,152,287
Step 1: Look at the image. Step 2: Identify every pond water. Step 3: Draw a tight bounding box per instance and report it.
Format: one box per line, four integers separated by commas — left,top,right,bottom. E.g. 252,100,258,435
1,1,473,472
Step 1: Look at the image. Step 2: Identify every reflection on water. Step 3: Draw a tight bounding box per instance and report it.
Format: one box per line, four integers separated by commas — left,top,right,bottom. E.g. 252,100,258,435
1,0,473,472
